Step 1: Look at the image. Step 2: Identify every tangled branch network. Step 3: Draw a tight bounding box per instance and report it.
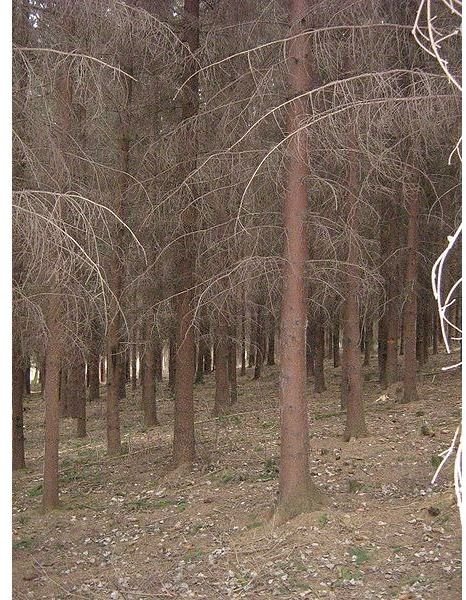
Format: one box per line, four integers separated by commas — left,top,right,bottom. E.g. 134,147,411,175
413,0,462,515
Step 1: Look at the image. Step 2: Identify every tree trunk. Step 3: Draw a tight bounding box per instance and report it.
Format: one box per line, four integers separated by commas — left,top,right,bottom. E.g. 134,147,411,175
24,357,31,395
363,321,372,367
60,367,71,418
313,312,326,393
142,320,158,427
276,0,325,521
195,338,205,384
172,0,199,470
378,316,387,384
106,295,123,455
432,310,438,354
168,334,176,392
131,344,138,390
42,294,63,510
72,359,86,438
99,356,106,385
118,348,127,400
267,316,276,365
229,336,238,404
342,281,367,440
306,321,314,378
332,319,340,368
240,299,247,376
253,303,266,380
342,126,367,441
12,337,25,471
155,339,163,382
88,351,100,402
402,176,420,403
213,317,230,415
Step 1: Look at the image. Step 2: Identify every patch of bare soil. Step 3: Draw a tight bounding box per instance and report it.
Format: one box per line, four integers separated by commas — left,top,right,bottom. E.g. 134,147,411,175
13,353,461,599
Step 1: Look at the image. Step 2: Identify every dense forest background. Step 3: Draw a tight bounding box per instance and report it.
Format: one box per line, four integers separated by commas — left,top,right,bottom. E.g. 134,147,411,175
12,2,462,595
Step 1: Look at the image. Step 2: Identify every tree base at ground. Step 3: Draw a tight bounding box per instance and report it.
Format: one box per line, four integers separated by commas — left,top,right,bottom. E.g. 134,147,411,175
273,481,327,525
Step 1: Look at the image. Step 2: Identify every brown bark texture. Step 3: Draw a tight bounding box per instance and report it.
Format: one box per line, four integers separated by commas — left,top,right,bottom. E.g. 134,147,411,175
142,320,159,427
266,316,276,365
276,0,325,521
172,0,199,468
87,351,100,402
213,317,230,415
229,336,238,404
42,294,63,510
332,319,340,368
402,176,420,403
313,312,326,393
253,303,266,380
13,336,25,471
342,129,367,442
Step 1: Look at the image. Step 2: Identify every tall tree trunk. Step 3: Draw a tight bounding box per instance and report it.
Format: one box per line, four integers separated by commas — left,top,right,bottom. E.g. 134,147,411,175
154,339,163,382
402,175,420,403
72,359,86,438
229,336,238,404
106,41,134,454
276,0,325,521
42,294,63,510
378,316,387,384
363,321,372,367
213,317,230,415
130,344,138,390
99,356,106,385
12,336,25,471
253,303,266,379
142,319,158,427
12,0,29,472
24,357,31,396
195,338,205,384
342,128,367,442
313,312,326,393
172,0,199,468
267,316,276,365
332,319,340,368
240,297,247,376
106,285,123,456
432,310,438,354
168,334,176,392
306,321,314,378
88,352,100,402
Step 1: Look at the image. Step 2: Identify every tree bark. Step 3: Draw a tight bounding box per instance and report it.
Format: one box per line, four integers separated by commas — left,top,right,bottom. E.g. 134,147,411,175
240,297,247,375
266,316,276,365
306,321,314,378
363,321,373,367
332,319,340,368
13,336,25,471
253,303,266,380
88,353,100,402
24,358,31,396
313,312,326,393
142,319,159,427
106,286,123,455
229,336,238,404
72,359,86,438
402,175,420,403
213,316,230,415
155,338,163,382
43,294,63,510
276,0,325,521
342,127,367,441
168,334,176,392
172,0,199,469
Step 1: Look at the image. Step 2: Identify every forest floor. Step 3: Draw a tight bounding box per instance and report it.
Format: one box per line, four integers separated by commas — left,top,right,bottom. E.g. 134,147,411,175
13,352,462,600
